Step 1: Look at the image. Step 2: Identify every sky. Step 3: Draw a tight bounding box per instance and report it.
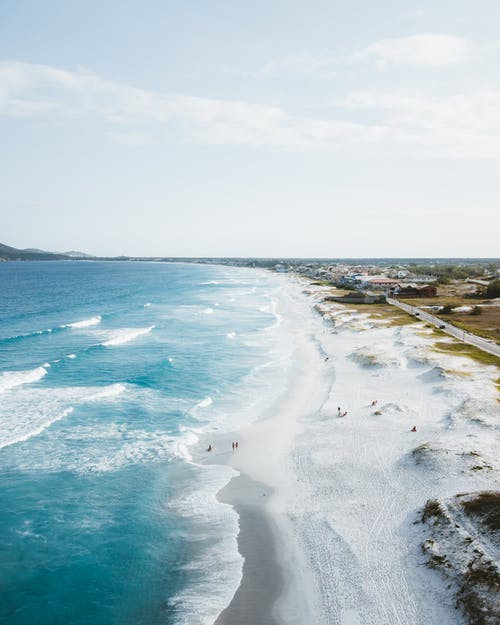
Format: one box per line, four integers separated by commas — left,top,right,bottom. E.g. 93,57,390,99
1,0,499,257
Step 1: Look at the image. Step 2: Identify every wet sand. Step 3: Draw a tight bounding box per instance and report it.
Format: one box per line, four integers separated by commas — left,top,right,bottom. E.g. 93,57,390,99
214,474,284,625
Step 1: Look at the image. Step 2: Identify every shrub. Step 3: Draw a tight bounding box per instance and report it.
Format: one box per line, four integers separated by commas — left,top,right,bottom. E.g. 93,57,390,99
441,304,454,314
470,306,482,316
486,279,500,298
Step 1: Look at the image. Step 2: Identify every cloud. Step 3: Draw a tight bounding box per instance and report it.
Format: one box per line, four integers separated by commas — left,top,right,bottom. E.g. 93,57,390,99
354,33,469,69
258,51,342,78
0,61,377,149
344,89,500,158
1,61,500,158
257,33,471,77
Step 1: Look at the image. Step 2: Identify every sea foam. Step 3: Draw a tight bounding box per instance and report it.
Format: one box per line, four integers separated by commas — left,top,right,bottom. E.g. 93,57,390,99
196,397,213,409
0,365,48,394
101,325,155,346
167,463,243,625
2,315,101,343
63,315,101,329
0,383,127,450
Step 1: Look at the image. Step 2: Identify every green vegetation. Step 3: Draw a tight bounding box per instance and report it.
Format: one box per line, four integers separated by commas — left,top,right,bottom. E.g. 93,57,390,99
444,318,500,344
441,304,454,314
433,341,500,369
486,279,500,298
470,306,482,315
401,298,500,345
410,262,498,280
431,327,447,337
349,303,416,327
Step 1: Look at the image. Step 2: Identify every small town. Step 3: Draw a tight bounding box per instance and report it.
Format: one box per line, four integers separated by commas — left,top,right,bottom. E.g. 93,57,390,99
271,260,500,360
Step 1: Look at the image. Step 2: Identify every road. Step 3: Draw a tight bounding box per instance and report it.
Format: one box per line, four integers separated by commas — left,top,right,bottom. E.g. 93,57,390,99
386,297,500,358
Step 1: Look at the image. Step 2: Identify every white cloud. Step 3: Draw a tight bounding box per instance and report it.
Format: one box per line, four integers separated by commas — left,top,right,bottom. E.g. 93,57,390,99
1,61,500,158
257,33,471,78
0,61,376,149
258,51,342,78
344,89,500,157
355,33,469,69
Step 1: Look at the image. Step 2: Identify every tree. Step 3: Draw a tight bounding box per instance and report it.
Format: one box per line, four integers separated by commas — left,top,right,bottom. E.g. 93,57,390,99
486,279,500,299
441,304,454,314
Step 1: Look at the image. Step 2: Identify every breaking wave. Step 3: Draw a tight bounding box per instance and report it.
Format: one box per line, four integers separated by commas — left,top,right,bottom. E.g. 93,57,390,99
62,315,101,329
1,314,102,343
195,397,213,409
0,365,48,394
101,326,155,347
0,383,127,450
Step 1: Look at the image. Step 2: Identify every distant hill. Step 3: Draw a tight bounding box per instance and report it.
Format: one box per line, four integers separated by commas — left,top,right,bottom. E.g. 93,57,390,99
63,250,95,258
0,242,69,261
23,247,53,254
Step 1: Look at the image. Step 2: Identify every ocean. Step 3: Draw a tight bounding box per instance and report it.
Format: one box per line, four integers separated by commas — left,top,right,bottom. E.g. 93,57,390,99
0,260,295,625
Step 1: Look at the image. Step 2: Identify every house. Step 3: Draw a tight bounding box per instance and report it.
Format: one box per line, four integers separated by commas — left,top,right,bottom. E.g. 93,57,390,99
324,291,385,304
466,278,490,287
396,283,437,298
365,277,400,291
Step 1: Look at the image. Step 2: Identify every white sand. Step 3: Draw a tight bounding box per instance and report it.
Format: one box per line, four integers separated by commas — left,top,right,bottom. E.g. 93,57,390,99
213,278,500,625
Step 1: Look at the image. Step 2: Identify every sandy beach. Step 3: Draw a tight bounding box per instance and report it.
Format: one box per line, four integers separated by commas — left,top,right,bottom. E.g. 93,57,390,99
214,475,282,625
203,277,500,625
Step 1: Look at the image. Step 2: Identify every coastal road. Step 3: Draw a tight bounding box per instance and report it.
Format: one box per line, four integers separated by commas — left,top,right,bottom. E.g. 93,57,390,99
386,297,500,358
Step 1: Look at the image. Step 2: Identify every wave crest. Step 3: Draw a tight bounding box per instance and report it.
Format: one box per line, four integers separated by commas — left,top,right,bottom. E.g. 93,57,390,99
63,315,101,329
0,383,128,449
0,366,48,394
196,397,213,409
101,326,155,347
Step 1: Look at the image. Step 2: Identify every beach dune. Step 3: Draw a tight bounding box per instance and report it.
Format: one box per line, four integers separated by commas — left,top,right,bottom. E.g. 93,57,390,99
208,280,500,625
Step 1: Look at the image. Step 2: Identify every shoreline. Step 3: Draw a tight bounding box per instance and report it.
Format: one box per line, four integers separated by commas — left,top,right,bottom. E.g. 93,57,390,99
205,277,499,625
214,474,283,625
201,278,332,625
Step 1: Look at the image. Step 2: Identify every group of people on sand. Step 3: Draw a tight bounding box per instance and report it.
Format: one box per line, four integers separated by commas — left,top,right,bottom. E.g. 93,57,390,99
337,399,418,432
206,441,239,452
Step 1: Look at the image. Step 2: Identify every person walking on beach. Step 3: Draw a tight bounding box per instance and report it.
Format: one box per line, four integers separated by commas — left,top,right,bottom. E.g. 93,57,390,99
207,444,212,452
235,441,239,449
411,426,417,432
232,442,235,451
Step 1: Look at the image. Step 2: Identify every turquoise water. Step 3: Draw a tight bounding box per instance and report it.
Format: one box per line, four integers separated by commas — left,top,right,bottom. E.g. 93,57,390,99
0,261,292,625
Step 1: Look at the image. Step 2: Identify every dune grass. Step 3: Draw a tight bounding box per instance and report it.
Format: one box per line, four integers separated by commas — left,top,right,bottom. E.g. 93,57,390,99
460,492,500,531
348,303,417,327
433,340,500,369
